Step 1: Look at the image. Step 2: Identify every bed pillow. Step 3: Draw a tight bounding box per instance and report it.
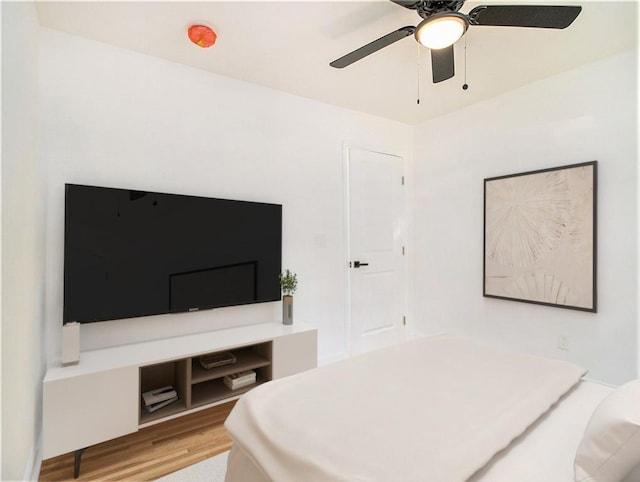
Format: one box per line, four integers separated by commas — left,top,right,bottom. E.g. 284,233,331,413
574,378,640,482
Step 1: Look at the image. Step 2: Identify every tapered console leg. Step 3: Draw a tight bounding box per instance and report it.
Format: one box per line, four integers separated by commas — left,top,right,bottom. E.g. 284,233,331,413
73,448,85,479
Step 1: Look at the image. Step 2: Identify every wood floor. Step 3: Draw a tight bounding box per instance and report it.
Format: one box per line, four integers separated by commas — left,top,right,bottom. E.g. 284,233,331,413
39,401,236,481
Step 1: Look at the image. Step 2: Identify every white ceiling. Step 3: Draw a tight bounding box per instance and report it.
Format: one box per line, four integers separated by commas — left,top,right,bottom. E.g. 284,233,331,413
36,1,638,125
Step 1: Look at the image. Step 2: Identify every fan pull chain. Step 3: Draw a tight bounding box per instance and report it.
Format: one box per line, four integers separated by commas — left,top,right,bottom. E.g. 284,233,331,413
417,43,421,104
462,35,469,91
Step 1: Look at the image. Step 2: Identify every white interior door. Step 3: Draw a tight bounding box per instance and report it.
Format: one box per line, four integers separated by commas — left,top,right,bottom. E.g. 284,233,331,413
347,146,406,355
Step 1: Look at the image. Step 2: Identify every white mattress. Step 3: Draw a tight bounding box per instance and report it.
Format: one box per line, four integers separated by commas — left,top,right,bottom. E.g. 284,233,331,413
225,335,594,482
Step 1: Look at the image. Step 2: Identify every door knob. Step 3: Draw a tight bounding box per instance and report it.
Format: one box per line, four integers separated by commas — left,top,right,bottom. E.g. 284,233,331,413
353,261,369,268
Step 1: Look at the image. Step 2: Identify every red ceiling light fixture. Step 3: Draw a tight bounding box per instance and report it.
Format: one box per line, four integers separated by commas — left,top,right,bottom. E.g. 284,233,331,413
187,24,217,48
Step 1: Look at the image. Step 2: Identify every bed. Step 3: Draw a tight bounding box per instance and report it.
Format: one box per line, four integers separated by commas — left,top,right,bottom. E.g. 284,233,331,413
224,335,640,482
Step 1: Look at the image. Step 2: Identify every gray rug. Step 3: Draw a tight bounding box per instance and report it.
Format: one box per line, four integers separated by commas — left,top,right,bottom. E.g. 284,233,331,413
155,451,228,482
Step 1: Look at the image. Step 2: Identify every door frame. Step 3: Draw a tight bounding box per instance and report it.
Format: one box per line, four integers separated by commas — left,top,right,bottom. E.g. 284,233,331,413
342,142,410,356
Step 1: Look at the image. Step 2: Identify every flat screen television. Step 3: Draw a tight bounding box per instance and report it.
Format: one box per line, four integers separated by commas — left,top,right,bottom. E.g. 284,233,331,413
63,184,282,323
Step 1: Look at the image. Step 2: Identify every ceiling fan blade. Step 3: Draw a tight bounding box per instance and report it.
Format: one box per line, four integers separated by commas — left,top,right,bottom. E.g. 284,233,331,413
389,0,422,9
468,5,582,29
431,45,455,83
330,26,415,68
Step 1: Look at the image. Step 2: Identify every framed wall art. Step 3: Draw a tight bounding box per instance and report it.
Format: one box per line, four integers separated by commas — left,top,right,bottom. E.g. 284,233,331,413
483,161,597,312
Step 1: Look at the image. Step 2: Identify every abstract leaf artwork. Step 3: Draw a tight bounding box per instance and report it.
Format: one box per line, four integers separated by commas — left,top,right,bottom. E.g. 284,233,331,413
483,161,597,312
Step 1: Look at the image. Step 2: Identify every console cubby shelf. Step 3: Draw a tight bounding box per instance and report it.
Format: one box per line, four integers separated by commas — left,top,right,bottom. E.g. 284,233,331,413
190,345,271,384
43,322,317,463
139,341,273,425
190,375,268,409
139,399,188,424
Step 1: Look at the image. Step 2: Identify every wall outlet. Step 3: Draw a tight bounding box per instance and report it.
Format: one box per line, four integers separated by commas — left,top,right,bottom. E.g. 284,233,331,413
557,334,570,352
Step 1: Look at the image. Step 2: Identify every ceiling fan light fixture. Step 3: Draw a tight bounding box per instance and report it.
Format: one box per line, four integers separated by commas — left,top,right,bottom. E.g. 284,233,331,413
415,12,468,50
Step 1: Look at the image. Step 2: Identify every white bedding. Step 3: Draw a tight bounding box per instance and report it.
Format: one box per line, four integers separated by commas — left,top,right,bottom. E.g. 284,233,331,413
224,335,587,482
470,380,612,481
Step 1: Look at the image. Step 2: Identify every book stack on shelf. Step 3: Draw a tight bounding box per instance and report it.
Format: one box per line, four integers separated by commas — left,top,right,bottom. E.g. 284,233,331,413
223,370,256,390
142,385,179,413
199,351,236,369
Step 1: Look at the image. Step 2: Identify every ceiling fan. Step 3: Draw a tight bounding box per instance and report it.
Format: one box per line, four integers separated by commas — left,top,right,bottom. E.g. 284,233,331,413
330,1,582,83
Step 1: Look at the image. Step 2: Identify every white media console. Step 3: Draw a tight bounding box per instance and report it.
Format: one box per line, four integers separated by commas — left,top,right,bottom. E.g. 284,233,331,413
42,322,318,476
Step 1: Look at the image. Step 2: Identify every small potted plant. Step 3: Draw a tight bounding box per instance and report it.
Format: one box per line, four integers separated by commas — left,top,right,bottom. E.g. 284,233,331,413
279,269,298,325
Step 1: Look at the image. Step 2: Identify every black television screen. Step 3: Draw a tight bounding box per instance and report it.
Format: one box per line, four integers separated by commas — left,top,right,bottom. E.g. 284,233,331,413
63,184,282,323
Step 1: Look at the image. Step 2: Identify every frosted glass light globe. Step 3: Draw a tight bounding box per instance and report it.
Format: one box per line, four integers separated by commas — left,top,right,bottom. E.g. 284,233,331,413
415,14,468,50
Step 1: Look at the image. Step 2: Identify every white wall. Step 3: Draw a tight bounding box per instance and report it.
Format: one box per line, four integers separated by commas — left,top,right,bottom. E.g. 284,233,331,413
1,1,46,479
412,50,638,386
38,28,412,367
1,7,3,477
1,5,3,476
637,10,640,382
